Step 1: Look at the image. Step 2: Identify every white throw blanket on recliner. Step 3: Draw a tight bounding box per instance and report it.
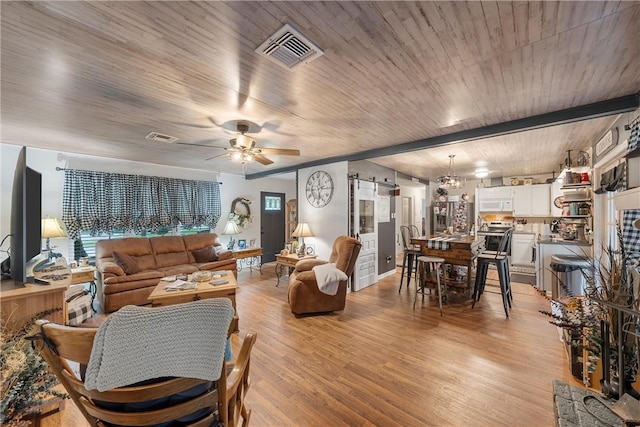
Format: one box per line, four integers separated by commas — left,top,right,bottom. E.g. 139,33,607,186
85,299,234,392
312,263,348,296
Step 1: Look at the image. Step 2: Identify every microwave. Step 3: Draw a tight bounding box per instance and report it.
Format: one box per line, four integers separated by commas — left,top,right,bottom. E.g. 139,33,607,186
479,198,513,212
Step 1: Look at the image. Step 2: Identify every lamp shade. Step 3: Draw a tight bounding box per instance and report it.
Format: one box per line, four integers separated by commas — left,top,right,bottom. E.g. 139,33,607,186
292,222,314,238
221,221,242,235
41,217,67,239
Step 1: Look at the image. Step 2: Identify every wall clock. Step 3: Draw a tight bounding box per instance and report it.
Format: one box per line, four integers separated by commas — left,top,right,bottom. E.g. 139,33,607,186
305,170,334,208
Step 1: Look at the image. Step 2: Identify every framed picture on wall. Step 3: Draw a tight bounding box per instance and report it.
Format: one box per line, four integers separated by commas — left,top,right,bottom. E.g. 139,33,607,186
238,239,246,250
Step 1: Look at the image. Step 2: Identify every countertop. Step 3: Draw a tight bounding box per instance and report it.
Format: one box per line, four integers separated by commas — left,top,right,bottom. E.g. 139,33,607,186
537,236,591,246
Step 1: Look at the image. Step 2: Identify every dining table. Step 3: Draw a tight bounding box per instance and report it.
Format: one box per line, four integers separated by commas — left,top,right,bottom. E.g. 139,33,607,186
411,234,485,296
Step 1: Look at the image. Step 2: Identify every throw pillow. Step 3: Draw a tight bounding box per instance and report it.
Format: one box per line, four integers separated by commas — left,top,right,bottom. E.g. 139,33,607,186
192,245,218,263
112,251,141,275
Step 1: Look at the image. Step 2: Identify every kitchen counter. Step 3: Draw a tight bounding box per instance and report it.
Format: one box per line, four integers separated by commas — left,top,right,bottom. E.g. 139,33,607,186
538,236,591,246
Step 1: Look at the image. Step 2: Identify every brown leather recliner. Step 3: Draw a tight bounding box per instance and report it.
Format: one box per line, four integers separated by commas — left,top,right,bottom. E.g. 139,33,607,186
288,235,362,315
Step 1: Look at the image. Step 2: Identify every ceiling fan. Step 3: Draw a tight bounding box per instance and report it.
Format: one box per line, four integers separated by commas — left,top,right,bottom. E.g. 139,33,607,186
177,122,300,165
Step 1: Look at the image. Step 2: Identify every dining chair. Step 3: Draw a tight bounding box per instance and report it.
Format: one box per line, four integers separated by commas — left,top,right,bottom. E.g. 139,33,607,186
472,229,513,317
34,300,257,427
399,225,421,292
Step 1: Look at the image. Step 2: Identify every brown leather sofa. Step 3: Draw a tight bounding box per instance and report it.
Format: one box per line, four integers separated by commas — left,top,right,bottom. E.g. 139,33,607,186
288,235,362,315
95,234,237,313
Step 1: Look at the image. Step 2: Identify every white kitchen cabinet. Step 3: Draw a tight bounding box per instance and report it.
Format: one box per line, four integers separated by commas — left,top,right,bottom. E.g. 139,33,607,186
511,233,535,266
512,184,550,216
478,186,513,200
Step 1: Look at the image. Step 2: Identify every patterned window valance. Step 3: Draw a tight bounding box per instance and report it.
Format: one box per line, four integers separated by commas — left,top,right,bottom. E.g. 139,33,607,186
62,169,221,239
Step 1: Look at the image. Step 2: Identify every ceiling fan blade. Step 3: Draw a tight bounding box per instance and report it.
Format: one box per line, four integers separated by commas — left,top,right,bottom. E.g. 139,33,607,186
253,154,274,165
258,148,300,156
177,141,225,149
205,153,230,161
170,121,214,129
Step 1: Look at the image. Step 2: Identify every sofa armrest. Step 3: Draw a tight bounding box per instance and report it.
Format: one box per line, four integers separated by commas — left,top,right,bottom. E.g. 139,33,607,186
293,259,327,273
217,251,234,261
293,270,318,285
98,261,125,277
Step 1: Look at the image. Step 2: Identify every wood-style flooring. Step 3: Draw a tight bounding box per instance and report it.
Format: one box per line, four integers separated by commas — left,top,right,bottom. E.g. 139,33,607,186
59,266,578,426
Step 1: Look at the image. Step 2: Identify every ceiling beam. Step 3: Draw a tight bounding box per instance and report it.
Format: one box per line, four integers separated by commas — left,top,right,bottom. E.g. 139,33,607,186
246,93,639,180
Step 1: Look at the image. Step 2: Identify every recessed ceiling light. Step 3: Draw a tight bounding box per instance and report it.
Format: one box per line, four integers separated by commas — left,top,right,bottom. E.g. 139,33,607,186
474,169,489,178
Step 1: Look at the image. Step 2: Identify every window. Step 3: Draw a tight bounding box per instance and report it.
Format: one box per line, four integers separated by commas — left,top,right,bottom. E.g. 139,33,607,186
264,196,282,211
69,223,211,262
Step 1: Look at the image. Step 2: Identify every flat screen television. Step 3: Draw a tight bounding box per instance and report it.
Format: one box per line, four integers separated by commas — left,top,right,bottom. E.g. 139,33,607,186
9,146,42,286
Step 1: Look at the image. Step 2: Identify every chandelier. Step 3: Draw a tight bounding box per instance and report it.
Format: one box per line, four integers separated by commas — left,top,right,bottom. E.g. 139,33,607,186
436,155,466,189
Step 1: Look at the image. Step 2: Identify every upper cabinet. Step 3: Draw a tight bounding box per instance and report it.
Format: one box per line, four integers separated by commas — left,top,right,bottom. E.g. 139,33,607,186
512,184,550,216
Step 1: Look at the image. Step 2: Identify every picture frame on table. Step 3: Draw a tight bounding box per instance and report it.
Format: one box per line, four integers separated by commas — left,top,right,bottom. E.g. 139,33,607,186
237,239,246,250
305,244,315,256
249,239,256,248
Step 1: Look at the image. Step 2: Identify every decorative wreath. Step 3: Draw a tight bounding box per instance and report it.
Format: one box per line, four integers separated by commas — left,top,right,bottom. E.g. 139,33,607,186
229,197,252,228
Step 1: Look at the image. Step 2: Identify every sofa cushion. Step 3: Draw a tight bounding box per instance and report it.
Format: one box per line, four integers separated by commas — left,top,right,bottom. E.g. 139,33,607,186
112,251,141,275
191,245,218,263
157,265,199,276
149,236,190,268
103,270,164,286
96,238,156,271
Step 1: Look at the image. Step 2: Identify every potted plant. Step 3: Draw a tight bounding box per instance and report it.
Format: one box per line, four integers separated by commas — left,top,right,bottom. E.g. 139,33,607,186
541,226,639,399
1,309,67,426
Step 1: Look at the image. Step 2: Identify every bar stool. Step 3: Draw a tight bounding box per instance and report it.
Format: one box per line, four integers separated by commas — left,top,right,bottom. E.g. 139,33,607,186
414,255,446,316
472,229,512,317
399,225,421,292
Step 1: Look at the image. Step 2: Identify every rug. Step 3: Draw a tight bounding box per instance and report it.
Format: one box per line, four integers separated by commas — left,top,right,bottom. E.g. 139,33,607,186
553,379,621,426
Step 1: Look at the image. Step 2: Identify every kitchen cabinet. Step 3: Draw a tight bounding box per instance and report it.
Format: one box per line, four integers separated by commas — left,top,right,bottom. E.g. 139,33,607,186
478,186,513,200
511,233,535,266
512,184,550,216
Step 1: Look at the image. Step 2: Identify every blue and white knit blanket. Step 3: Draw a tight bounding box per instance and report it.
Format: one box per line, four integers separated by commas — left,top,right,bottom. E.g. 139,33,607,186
85,299,234,391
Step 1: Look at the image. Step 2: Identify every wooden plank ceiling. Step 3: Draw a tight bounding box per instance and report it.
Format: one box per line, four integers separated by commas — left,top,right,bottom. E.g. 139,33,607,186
1,1,639,180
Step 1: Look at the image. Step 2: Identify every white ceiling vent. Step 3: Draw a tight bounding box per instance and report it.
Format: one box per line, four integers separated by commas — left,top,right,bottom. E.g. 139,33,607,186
145,131,178,143
255,23,324,70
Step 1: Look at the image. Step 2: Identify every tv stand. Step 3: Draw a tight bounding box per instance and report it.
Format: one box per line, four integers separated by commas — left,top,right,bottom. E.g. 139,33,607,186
0,270,71,332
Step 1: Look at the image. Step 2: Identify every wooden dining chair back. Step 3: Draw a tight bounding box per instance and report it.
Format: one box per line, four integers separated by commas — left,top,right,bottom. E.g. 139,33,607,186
34,318,257,427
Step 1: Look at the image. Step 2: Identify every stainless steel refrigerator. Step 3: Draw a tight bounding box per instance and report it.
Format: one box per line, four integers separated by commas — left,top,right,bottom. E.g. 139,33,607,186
432,201,473,234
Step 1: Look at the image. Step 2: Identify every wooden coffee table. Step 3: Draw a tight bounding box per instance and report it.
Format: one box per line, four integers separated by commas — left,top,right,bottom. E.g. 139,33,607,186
148,271,239,332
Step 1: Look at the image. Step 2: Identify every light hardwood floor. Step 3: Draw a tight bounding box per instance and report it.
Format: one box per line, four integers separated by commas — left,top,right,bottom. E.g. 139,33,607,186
60,266,577,426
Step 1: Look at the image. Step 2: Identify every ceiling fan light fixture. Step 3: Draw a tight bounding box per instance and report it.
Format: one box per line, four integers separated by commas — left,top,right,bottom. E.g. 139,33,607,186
236,134,253,149
436,154,466,189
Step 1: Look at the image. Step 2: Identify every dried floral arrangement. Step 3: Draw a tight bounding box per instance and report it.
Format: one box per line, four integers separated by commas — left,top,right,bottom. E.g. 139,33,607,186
1,309,67,427
540,226,639,393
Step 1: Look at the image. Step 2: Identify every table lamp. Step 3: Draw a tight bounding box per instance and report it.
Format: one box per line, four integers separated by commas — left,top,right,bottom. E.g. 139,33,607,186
37,217,68,270
221,220,242,250
292,222,314,257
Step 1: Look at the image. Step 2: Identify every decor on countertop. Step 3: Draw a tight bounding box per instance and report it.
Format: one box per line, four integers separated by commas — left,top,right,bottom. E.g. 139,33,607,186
292,222,314,257
229,197,252,228
436,155,465,189
237,239,246,250
221,220,242,250
1,309,67,426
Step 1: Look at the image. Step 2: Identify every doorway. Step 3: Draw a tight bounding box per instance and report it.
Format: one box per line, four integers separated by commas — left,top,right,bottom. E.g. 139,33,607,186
260,192,285,263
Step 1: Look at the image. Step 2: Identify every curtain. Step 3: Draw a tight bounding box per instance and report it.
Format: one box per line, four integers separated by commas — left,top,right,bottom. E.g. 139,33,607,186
63,169,221,239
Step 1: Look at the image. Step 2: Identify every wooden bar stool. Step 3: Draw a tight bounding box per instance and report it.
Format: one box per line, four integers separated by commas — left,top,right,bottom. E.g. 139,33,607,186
414,255,446,316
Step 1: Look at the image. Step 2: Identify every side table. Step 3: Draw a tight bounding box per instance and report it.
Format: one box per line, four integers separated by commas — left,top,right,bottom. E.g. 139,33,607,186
275,253,317,286
70,266,97,312
233,247,263,273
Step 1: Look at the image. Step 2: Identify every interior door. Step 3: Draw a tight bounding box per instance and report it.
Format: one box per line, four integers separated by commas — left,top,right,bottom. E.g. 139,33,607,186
353,181,377,291
260,192,285,263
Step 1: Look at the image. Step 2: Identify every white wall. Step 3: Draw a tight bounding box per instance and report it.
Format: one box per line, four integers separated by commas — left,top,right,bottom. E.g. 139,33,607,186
0,143,295,262
297,162,349,260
